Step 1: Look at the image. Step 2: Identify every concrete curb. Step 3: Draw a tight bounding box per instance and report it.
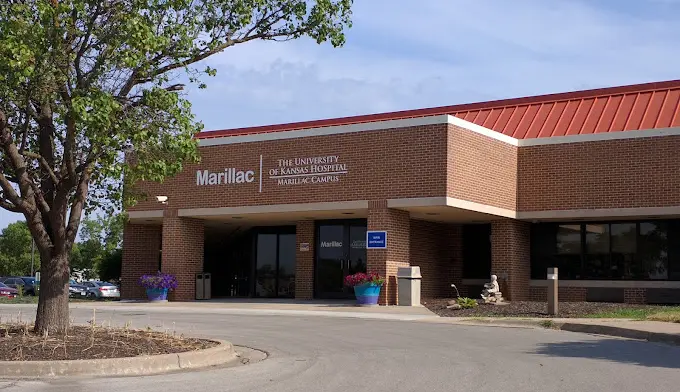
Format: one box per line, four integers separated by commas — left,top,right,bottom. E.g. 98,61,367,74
0,339,238,378
557,323,680,346
446,318,680,345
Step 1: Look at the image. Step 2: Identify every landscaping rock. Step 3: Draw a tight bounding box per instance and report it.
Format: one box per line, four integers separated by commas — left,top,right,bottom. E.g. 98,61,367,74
446,304,462,310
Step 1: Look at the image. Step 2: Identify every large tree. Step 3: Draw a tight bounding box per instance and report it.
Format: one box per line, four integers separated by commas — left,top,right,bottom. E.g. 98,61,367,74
0,0,352,334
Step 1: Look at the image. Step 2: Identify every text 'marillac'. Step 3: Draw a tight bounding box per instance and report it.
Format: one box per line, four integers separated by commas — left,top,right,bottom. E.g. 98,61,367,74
196,168,255,185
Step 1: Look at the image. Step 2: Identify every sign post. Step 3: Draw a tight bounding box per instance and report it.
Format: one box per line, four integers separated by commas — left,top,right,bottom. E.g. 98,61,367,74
366,231,387,249
547,267,558,315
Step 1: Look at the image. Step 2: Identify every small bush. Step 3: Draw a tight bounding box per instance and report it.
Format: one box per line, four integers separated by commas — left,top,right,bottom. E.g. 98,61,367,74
456,297,478,309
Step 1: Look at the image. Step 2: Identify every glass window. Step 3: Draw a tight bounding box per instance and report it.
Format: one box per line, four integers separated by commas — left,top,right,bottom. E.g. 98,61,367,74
639,222,668,280
611,223,636,279
531,220,680,281
555,224,583,279
277,234,296,298
585,224,610,279
349,225,367,275
255,234,277,298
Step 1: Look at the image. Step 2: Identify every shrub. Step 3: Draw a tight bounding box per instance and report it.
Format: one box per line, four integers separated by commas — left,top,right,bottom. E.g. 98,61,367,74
138,272,178,290
456,297,478,309
344,272,385,287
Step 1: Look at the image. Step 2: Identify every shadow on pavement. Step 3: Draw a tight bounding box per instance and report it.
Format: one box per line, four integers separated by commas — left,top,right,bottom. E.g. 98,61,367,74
533,338,680,369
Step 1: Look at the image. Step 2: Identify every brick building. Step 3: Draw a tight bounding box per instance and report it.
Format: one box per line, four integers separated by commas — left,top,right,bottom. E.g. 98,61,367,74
122,79,680,305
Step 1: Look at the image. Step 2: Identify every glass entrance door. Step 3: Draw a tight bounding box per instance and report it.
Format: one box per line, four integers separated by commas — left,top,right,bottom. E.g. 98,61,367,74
316,221,367,299
254,229,296,298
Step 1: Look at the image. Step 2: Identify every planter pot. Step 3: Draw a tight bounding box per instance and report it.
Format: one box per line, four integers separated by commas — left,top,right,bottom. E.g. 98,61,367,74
353,283,381,306
146,288,169,302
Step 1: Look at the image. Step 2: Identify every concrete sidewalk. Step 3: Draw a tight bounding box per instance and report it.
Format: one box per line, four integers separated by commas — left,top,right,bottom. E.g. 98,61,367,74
0,299,439,322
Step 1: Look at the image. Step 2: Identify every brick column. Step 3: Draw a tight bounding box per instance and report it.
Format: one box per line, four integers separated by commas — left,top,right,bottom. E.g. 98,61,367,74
161,210,204,301
367,200,410,305
295,220,315,300
491,220,530,301
121,223,162,300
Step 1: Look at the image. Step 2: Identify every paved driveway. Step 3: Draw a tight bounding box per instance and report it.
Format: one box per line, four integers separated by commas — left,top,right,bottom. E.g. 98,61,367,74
1,304,679,392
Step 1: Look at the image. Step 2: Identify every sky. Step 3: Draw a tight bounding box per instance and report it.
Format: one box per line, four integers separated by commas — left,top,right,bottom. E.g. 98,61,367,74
1,0,680,230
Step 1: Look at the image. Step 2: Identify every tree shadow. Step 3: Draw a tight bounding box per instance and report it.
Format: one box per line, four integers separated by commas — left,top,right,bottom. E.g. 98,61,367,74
533,338,680,369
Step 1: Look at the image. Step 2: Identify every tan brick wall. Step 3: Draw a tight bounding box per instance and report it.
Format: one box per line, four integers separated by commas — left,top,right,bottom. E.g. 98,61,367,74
448,125,518,210
121,223,161,299
367,201,410,305
491,220,531,301
518,136,680,211
129,125,448,211
161,211,204,301
410,220,463,298
295,221,314,300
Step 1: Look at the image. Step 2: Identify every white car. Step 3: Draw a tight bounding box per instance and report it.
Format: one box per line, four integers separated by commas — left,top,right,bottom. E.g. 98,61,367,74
83,281,120,299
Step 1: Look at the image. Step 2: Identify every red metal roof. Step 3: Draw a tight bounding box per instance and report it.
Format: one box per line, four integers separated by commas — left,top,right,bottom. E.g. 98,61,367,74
197,79,680,140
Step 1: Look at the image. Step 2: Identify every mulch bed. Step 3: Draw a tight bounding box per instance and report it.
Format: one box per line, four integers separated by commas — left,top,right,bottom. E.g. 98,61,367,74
423,299,665,318
0,324,218,361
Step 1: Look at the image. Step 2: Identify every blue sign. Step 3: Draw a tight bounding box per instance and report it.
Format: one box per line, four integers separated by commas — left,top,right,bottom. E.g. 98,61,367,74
366,231,387,249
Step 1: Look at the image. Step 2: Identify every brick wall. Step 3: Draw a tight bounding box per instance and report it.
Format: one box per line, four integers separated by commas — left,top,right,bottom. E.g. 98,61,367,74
129,125,448,211
529,286,587,302
624,288,646,304
491,220,531,301
295,221,314,300
448,124,518,210
121,223,161,299
367,201,410,305
161,211,204,301
518,136,680,211
410,220,463,298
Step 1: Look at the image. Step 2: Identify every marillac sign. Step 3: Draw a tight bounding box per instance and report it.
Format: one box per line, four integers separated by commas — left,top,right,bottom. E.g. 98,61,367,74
366,231,387,249
195,154,349,192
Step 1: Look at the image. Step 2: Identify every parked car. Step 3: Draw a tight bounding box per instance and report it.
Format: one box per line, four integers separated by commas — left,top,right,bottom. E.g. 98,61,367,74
1,277,37,296
82,281,120,299
69,279,89,298
0,282,18,298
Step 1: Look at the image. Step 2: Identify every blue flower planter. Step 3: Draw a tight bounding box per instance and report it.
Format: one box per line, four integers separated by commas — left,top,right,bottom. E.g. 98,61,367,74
146,288,169,302
353,284,381,306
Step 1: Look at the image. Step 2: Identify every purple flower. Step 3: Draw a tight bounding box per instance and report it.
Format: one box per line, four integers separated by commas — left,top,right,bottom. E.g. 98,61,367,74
138,272,178,290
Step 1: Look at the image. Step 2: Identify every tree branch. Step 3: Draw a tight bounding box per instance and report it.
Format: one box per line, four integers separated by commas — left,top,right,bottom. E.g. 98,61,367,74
20,151,59,185
0,198,22,213
65,165,91,247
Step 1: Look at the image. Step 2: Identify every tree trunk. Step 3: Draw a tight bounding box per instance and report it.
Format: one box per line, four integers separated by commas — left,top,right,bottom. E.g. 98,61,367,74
34,251,70,335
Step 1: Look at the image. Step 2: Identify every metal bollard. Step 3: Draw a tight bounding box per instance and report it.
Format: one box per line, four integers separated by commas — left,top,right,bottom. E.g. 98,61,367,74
547,267,558,315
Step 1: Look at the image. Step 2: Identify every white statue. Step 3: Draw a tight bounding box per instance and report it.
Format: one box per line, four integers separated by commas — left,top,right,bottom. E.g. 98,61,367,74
481,274,504,304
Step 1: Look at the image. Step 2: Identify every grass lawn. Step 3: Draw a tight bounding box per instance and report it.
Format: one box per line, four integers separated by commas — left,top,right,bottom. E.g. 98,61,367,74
585,306,680,322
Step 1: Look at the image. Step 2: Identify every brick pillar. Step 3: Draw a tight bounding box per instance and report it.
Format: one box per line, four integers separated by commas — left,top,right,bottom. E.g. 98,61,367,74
161,209,204,301
121,223,162,299
491,220,530,301
295,220,314,300
444,224,464,297
367,200,410,305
